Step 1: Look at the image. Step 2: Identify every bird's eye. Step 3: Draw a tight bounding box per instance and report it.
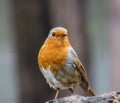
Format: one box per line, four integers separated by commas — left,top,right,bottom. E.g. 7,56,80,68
52,33,55,36
62,33,67,37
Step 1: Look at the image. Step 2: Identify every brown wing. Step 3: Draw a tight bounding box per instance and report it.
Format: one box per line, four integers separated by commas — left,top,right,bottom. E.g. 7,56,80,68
71,47,95,96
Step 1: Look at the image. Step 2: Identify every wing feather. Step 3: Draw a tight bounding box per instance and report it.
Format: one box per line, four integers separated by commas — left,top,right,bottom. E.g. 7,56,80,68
69,47,90,91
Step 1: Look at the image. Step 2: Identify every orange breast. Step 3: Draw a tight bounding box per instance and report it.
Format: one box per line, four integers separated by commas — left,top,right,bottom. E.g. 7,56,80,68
38,37,70,75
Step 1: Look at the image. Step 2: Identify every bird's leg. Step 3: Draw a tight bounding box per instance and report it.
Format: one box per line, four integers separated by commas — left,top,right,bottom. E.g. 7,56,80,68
69,88,74,94
55,88,60,99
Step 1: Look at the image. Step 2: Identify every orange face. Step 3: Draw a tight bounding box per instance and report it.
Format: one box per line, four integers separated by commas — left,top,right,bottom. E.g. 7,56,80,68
47,27,69,47
48,27,68,38
52,29,68,36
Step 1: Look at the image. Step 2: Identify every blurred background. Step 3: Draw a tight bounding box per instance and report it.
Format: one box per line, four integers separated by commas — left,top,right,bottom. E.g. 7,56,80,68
0,0,120,103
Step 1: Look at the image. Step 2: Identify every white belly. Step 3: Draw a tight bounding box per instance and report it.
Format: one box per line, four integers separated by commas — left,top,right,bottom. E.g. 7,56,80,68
40,67,70,89
40,65,81,90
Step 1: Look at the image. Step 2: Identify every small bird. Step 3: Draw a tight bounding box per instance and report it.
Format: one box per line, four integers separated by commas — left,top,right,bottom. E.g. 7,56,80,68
38,27,95,99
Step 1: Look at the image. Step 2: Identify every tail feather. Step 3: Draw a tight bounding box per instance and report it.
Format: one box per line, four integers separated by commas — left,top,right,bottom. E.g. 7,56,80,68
87,86,95,96
80,81,95,96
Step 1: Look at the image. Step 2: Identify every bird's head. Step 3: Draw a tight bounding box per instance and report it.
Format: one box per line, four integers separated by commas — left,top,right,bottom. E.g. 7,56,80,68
48,27,68,38
45,27,70,47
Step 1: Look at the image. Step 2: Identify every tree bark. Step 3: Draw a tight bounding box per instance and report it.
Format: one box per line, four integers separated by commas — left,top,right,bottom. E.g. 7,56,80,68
46,91,120,103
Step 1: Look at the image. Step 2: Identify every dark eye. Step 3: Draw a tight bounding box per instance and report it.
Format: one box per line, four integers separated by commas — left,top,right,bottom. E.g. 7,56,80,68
52,33,55,36
62,33,67,37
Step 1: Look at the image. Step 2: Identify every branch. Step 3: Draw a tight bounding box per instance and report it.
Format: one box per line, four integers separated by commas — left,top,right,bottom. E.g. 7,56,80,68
46,91,120,103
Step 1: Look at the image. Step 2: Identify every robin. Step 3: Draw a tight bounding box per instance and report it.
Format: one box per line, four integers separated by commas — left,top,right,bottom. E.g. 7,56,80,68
38,27,95,99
